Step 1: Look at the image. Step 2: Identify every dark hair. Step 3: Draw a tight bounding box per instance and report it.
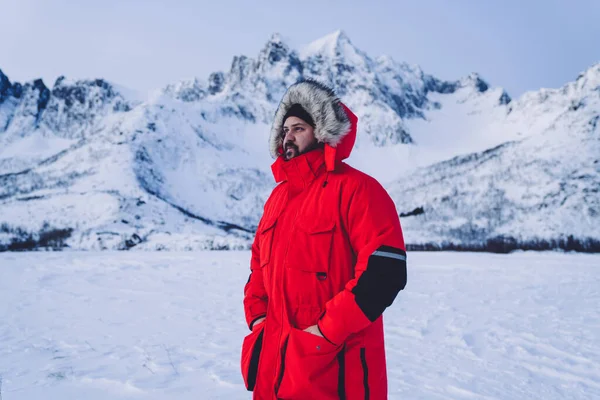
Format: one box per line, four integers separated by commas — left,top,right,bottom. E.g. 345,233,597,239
282,103,315,128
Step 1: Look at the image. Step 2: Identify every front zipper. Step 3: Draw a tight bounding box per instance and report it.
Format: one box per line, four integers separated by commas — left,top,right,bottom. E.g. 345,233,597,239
274,206,298,397
360,348,370,400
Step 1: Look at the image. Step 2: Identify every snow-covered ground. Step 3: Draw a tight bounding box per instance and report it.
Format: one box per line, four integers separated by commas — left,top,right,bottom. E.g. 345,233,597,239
0,251,598,399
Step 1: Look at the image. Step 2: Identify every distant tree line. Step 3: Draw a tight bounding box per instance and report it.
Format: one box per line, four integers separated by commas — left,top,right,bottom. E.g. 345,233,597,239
1,223,598,253
406,235,600,253
0,222,72,252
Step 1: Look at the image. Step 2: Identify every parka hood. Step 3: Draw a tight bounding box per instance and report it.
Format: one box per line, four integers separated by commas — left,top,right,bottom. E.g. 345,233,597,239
270,79,358,171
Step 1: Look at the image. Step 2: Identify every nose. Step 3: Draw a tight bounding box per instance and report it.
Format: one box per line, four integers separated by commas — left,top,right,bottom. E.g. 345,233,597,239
284,130,295,144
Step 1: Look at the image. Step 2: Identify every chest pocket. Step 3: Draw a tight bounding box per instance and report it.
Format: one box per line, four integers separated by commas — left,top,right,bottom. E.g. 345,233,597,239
285,219,335,273
259,217,277,268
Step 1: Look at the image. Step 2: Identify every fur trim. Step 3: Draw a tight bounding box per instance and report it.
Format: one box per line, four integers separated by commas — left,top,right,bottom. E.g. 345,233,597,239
270,79,350,158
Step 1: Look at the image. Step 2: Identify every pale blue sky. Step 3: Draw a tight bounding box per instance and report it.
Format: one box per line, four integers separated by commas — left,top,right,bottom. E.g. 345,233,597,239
1,0,598,97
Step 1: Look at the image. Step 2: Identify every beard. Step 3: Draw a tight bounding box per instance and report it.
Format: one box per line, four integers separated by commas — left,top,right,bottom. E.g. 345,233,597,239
283,141,321,161
284,143,299,161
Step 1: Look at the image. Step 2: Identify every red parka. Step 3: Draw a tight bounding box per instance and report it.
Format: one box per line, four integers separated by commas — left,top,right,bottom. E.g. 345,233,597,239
242,80,407,400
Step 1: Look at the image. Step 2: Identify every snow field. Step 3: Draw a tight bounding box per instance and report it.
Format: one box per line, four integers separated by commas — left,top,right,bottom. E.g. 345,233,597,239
0,251,598,399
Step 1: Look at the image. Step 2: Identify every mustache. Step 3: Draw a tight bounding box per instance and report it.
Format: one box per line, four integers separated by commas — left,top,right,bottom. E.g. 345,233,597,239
284,142,298,151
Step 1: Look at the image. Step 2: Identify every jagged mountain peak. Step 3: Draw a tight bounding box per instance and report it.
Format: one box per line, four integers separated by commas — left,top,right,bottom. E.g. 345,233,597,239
46,75,131,114
51,76,122,100
256,32,296,70
574,62,600,92
0,68,10,91
376,55,423,76
309,29,352,49
263,32,288,48
461,72,490,93
156,31,506,148
163,77,207,102
0,68,133,151
0,69,25,103
507,61,599,116
300,30,361,61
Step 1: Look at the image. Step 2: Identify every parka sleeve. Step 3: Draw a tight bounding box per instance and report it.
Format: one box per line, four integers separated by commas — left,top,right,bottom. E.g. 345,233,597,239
317,177,407,345
243,227,269,331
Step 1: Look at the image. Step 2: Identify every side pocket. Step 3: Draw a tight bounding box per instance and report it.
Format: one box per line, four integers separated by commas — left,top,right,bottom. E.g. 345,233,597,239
241,324,265,391
276,328,341,399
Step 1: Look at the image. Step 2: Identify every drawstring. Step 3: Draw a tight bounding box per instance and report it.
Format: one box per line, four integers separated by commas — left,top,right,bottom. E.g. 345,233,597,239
322,171,329,188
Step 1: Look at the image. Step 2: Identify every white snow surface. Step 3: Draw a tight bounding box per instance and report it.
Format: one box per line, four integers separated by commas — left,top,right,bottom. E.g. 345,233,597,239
1,251,599,399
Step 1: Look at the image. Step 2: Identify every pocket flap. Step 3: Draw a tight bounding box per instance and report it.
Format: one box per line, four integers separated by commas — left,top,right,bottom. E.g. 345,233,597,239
259,216,277,233
259,216,278,268
286,219,335,273
296,219,335,234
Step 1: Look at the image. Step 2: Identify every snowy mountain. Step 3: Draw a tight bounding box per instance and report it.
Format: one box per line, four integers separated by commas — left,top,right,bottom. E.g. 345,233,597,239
389,64,600,251
0,31,598,251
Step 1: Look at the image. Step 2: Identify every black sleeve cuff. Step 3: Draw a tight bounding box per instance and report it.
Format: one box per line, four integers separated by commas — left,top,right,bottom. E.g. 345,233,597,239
317,321,337,345
249,314,266,331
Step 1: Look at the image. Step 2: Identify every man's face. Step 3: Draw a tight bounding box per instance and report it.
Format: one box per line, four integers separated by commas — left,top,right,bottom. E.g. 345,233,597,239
282,116,318,161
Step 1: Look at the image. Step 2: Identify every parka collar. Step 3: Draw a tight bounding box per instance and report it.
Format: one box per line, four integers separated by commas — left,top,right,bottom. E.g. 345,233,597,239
271,148,326,189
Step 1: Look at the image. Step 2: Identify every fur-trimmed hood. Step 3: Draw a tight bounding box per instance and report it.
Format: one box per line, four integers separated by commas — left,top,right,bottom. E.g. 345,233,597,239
269,79,357,167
